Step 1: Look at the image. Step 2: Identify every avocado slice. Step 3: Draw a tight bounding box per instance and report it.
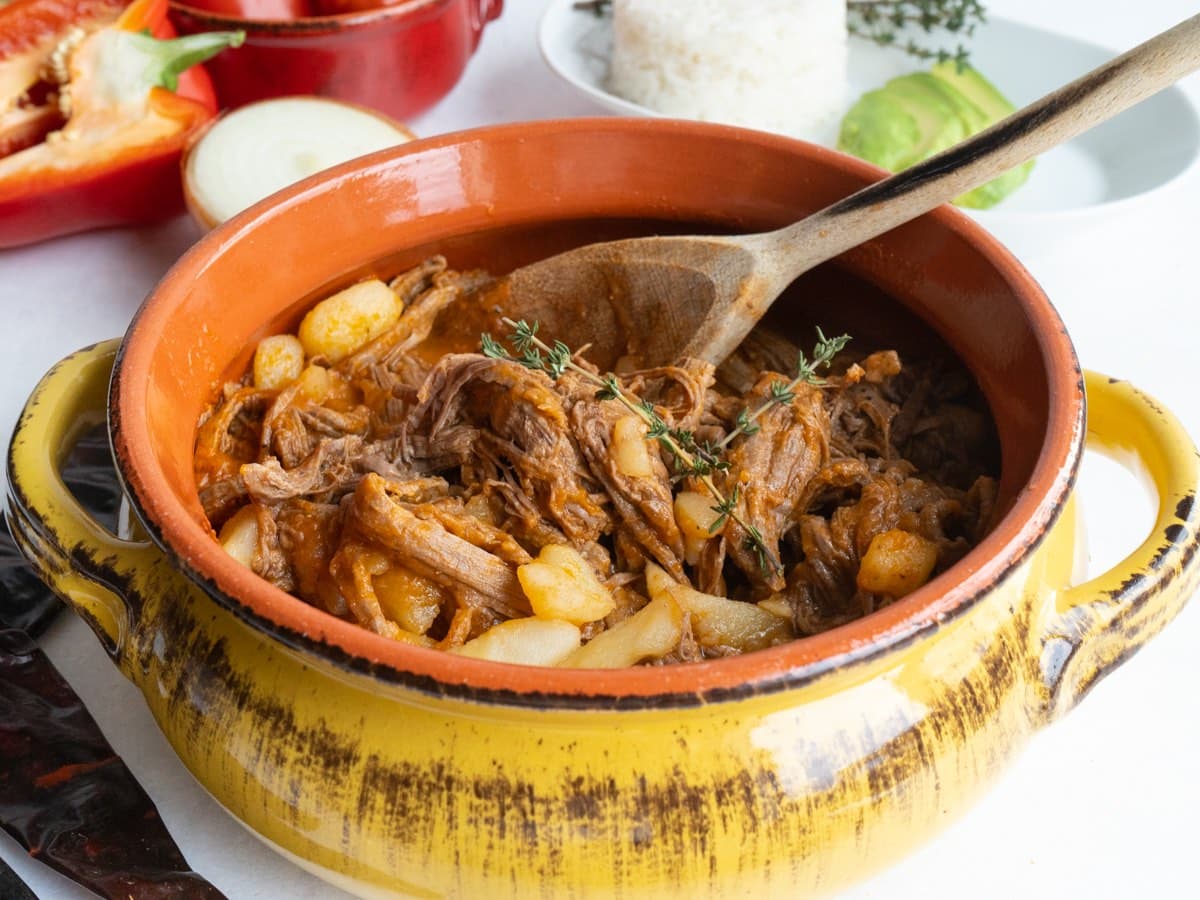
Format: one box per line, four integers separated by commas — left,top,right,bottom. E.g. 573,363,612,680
839,73,968,172
837,63,1034,209
930,62,1035,208
931,61,1014,120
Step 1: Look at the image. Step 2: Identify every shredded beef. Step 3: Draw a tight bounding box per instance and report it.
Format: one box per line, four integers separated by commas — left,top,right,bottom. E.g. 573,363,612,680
406,354,610,543
568,388,687,581
721,375,830,593
194,258,1000,657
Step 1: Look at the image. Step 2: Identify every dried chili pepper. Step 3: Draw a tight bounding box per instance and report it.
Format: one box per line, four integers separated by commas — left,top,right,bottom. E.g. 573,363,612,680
0,0,244,248
0,629,228,898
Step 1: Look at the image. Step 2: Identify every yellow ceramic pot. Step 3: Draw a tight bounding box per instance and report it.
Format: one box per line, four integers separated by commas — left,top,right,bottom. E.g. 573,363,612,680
6,120,1200,898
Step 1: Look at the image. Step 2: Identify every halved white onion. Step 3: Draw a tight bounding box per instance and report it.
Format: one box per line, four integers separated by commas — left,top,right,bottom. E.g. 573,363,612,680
183,96,415,229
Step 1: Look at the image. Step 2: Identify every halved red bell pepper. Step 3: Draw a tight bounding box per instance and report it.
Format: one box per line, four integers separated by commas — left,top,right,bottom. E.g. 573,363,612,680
0,0,243,248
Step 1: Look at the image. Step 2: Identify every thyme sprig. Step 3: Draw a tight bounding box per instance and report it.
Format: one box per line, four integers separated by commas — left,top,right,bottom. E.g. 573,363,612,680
847,0,986,68
481,318,851,577
484,318,746,502
483,318,778,572
714,327,851,452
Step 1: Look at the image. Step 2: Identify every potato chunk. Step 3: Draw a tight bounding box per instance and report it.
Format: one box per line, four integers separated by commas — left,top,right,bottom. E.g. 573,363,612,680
611,414,655,477
673,490,720,564
560,593,683,668
517,544,615,625
218,505,259,568
253,334,305,389
373,567,447,635
856,529,939,597
645,563,793,653
862,349,902,383
297,278,402,363
450,617,582,666
757,597,793,621
289,363,356,409
294,363,333,401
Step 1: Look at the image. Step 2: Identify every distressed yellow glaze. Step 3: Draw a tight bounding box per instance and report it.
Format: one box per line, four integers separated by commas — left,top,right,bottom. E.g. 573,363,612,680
7,347,1199,899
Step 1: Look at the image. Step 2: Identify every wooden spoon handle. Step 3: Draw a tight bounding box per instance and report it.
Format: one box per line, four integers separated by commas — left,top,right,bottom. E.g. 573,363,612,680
762,13,1200,279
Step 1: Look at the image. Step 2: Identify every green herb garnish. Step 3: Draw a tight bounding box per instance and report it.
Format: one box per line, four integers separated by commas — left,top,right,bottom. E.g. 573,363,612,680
847,0,986,68
482,319,851,577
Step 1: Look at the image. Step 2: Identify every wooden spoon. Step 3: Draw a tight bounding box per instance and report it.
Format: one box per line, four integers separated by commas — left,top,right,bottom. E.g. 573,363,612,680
493,13,1200,369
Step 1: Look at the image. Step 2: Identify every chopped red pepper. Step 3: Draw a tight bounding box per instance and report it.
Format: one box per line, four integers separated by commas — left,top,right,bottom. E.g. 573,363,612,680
0,0,243,248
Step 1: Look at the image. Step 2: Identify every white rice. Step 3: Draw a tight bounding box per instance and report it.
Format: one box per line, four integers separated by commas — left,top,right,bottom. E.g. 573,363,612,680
608,0,848,141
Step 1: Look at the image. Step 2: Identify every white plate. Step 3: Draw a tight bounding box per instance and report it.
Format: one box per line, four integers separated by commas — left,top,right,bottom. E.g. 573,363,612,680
538,1,1200,219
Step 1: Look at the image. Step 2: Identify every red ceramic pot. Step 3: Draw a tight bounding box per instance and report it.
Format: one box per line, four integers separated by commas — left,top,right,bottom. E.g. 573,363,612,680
167,0,503,120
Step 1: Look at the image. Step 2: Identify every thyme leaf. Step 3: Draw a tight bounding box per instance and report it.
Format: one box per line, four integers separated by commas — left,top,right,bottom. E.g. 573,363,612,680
734,408,760,437
480,333,510,360
709,484,741,534
595,374,621,402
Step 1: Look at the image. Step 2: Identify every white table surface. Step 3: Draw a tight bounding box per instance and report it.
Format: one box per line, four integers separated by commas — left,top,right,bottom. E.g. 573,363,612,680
2,1,1198,897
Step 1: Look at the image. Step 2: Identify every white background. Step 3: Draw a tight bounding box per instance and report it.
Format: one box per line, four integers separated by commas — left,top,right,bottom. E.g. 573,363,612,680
1,1,1197,897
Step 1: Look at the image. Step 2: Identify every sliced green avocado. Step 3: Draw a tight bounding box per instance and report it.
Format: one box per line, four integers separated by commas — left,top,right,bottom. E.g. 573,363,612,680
837,63,1034,210
839,75,969,172
837,90,923,172
930,62,1035,208
931,61,1014,120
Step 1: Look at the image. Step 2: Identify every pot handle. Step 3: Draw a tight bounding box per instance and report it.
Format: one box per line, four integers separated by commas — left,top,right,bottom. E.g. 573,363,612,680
5,340,169,672
1037,370,1200,719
